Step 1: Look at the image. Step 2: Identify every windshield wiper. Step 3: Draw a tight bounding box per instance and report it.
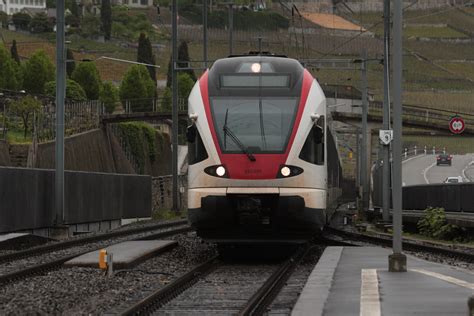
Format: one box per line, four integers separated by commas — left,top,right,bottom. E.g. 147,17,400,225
223,109,256,162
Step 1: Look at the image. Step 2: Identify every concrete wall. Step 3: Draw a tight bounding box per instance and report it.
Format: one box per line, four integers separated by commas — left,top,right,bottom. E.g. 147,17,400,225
34,129,135,174
0,141,10,166
0,167,151,233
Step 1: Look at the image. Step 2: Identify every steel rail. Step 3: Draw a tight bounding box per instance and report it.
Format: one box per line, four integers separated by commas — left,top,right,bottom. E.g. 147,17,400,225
120,256,220,316
0,219,188,264
0,226,192,286
324,227,474,263
238,246,310,316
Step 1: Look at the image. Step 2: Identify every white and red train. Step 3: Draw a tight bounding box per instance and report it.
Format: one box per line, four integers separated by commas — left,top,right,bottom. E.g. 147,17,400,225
186,54,342,243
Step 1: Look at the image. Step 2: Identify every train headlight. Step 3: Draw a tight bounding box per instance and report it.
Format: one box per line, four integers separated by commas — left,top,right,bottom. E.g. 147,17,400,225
281,166,291,177
251,63,261,73
277,165,304,178
216,166,226,177
204,165,229,178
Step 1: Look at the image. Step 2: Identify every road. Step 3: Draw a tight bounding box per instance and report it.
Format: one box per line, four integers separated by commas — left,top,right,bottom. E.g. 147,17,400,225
402,154,474,186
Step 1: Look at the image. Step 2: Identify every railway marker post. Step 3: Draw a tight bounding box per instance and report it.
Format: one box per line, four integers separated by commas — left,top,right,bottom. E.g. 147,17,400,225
388,0,407,272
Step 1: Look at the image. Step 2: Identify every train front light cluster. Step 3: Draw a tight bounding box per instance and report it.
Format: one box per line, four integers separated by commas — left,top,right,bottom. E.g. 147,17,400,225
277,165,304,178
204,165,229,178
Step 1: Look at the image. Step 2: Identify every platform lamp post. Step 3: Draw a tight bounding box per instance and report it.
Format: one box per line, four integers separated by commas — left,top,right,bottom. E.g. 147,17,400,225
388,0,407,272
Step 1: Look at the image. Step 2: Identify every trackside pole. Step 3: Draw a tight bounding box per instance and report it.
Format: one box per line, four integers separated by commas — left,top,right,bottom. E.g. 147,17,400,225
55,0,65,224
388,0,407,272
382,0,391,223
171,0,178,211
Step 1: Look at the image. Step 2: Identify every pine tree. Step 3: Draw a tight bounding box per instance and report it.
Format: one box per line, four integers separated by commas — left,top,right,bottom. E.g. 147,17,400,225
178,41,196,81
101,0,112,40
10,40,20,64
66,48,75,78
137,33,156,82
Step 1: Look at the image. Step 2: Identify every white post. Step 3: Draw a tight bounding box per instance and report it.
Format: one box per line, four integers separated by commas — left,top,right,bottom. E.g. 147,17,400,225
404,148,407,158
424,146,427,155
443,147,446,154
414,146,417,155
433,146,435,155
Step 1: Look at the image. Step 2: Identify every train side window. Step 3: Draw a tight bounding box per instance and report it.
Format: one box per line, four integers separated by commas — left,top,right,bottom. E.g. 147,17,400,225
299,116,325,165
188,126,208,165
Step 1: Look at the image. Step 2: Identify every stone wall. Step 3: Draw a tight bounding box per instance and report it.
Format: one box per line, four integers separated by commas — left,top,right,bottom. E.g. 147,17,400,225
0,141,10,166
152,175,187,212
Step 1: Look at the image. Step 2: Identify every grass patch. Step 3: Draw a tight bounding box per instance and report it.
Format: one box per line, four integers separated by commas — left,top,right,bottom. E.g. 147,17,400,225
152,208,186,221
404,25,467,38
402,91,474,113
6,129,32,144
436,61,474,81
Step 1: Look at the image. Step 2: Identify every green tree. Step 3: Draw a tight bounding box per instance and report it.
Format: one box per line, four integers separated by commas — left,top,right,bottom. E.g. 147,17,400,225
100,81,119,113
161,73,195,110
9,96,42,138
0,12,8,28
71,62,101,99
137,33,156,82
120,65,155,111
81,14,101,38
12,13,31,30
10,40,20,64
29,13,52,33
178,41,196,81
0,45,22,90
101,0,112,40
44,79,87,101
23,50,55,94
66,48,75,78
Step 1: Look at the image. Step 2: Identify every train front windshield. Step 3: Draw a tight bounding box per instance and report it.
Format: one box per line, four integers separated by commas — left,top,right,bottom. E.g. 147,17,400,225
211,97,298,154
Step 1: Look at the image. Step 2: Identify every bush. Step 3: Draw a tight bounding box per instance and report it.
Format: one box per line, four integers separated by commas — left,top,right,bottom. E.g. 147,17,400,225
81,14,101,38
117,122,157,174
71,62,101,100
23,50,55,94
44,79,87,101
417,207,461,241
100,81,119,113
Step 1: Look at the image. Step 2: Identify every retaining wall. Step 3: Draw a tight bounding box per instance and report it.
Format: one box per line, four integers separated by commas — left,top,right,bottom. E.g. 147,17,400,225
0,141,10,166
0,167,151,233
403,183,474,212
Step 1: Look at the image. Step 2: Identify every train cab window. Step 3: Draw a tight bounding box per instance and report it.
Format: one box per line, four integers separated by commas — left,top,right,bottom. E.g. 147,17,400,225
299,116,325,165
187,126,208,165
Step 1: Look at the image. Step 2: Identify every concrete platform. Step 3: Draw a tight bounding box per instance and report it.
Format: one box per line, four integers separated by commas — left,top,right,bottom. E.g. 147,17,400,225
292,246,474,316
65,240,177,269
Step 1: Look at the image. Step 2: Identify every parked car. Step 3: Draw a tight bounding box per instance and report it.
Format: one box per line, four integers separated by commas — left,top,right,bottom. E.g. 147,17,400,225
436,154,452,166
444,176,463,184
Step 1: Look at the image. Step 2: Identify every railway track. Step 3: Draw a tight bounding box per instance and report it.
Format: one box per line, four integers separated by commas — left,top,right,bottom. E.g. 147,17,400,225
0,219,188,264
120,245,312,315
324,226,474,263
0,225,192,286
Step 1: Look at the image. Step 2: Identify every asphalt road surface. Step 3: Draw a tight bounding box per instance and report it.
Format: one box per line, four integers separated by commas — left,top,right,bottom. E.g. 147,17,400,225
402,154,474,186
